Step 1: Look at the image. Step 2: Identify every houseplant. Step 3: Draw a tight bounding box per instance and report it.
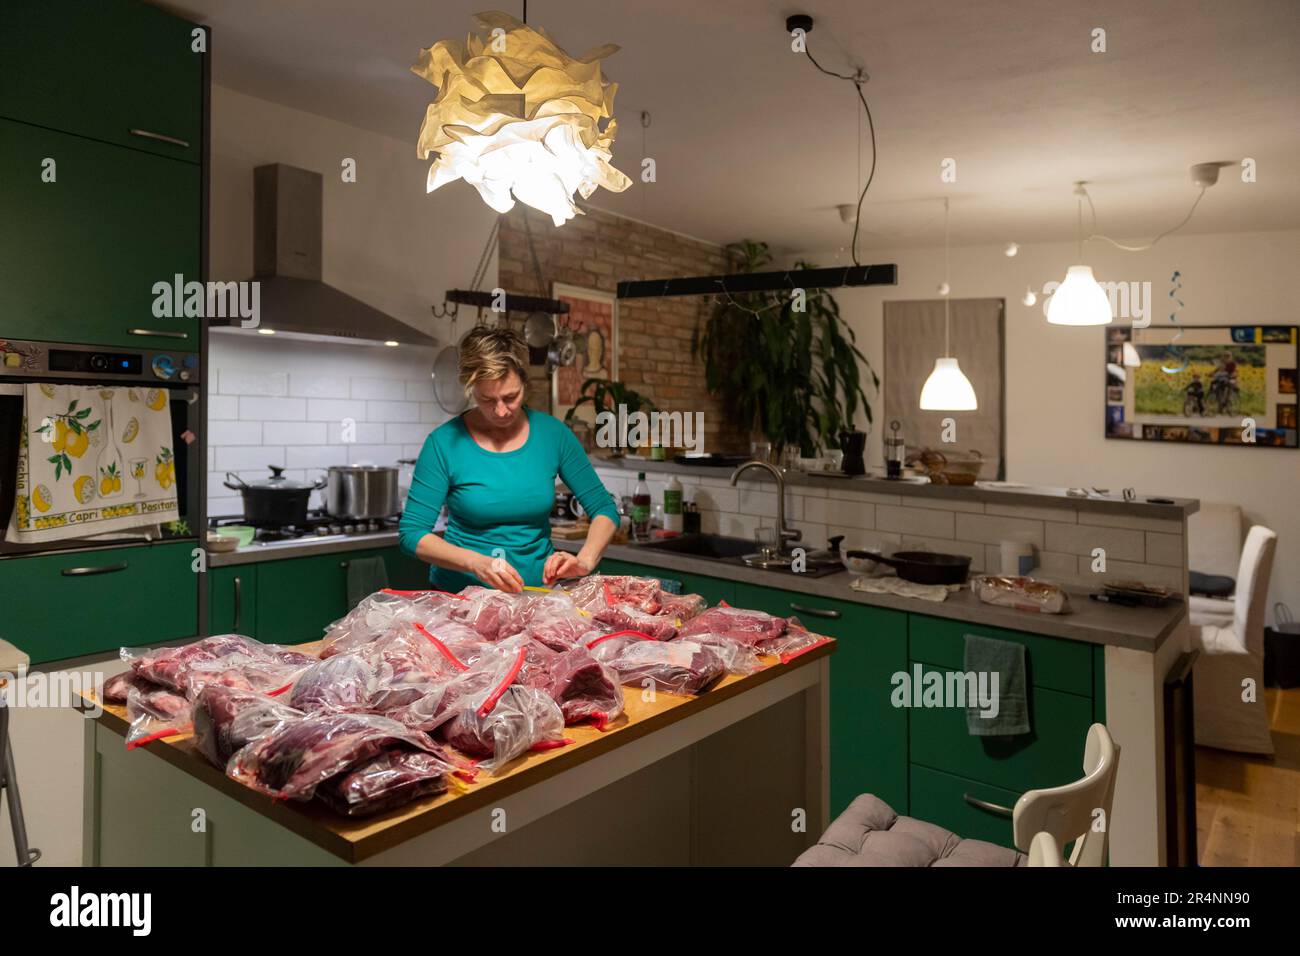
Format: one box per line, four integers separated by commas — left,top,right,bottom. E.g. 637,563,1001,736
692,240,878,457
564,378,657,456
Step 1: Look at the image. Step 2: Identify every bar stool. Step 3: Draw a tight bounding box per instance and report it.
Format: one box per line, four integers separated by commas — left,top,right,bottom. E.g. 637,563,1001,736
0,638,40,866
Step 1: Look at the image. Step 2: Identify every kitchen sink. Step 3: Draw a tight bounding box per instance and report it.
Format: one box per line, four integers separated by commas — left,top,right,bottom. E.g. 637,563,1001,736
637,533,754,559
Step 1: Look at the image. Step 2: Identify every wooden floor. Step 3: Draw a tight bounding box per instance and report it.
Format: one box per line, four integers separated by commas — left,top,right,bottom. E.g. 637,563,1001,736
1196,686,1300,866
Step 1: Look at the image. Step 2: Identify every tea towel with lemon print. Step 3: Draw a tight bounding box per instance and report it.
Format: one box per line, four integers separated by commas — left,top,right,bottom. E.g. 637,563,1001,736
5,383,178,543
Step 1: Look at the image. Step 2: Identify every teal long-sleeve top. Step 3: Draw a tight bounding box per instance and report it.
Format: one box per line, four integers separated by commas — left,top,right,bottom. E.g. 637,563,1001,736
398,408,620,592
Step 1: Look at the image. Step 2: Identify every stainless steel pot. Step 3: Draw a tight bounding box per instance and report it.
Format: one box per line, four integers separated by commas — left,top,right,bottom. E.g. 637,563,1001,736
223,467,327,528
326,464,400,519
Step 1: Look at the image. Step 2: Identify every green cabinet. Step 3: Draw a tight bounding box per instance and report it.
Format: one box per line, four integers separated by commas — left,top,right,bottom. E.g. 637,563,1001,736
908,615,1094,698
0,541,197,664
734,581,908,816
0,117,201,350
209,547,433,644
908,764,1023,848
0,0,204,165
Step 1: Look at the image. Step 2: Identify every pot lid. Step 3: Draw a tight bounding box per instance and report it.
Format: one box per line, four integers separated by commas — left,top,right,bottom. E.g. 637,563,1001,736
329,464,398,473
242,465,319,491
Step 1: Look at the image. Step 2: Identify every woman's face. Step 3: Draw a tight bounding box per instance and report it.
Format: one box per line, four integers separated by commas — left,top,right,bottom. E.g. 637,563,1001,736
471,371,525,430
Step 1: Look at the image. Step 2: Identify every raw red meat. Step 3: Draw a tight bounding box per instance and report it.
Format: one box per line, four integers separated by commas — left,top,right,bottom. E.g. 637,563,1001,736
678,605,787,645
548,646,623,726
566,575,663,614
502,590,592,649
102,671,163,704
657,591,706,622
450,586,517,640
593,603,679,640
755,620,835,662
606,639,725,695
124,684,192,747
227,712,438,800
320,589,467,658
127,634,314,694
317,749,450,818
288,654,377,713
437,684,565,770
191,685,304,768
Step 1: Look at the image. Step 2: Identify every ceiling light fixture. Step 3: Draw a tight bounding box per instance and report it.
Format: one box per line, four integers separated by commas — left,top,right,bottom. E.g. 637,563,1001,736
1046,183,1113,326
1022,286,1037,307
1005,242,1019,257
411,9,631,226
920,198,978,411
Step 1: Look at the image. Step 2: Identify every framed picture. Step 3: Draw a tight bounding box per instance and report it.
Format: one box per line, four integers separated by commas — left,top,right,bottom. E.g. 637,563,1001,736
1105,325,1299,449
551,283,618,425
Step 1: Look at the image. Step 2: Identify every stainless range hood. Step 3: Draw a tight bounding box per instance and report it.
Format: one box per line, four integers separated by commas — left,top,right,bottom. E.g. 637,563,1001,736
225,163,437,347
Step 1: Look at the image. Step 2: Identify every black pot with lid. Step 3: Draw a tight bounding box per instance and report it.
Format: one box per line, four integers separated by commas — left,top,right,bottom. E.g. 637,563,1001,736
223,466,327,528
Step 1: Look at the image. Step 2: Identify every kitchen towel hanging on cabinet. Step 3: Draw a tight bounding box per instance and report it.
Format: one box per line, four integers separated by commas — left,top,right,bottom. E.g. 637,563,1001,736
4,383,178,543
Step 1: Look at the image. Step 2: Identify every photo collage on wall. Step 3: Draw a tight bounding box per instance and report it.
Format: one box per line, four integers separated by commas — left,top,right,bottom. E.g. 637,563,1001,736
1105,325,1298,448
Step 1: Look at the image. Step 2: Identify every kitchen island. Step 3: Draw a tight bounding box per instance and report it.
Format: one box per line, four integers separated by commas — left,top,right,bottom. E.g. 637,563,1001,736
80,639,833,866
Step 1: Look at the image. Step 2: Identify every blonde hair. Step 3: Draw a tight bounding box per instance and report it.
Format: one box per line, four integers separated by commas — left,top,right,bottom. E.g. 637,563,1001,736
458,326,529,400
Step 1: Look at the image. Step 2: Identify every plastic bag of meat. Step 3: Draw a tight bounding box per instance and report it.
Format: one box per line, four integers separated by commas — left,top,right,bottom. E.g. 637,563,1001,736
320,588,468,658
190,684,304,769
124,634,314,695
585,629,658,664
434,644,567,772
564,575,663,614
287,653,378,713
606,639,725,696
409,620,493,667
227,712,442,800
502,590,593,649
592,602,680,640
677,605,788,646
755,619,836,663
686,632,765,676
360,626,474,714
102,670,165,704
656,591,706,622
316,749,452,818
548,645,623,728
449,586,519,640
124,684,193,749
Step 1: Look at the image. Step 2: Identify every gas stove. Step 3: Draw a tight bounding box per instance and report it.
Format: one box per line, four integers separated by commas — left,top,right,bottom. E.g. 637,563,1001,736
210,510,400,547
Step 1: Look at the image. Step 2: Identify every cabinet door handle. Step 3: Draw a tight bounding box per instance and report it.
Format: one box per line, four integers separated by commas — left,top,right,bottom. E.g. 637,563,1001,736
963,793,1014,818
129,128,191,148
128,328,189,339
233,576,243,631
789,602,841,620
61,563,128,577
339,561,350,569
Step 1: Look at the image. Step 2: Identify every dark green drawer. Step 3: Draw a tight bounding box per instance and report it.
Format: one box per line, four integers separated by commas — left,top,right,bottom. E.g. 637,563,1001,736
208,565,257,638
909,764,1022,850
908,613,1094,697
0,541,198,663
908,663,1093,793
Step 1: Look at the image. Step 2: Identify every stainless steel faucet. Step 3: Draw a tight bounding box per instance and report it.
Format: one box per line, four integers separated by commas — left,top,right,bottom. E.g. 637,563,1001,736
729,459,801,552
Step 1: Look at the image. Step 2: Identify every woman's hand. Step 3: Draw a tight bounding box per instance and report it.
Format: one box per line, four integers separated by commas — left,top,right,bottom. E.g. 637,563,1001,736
468,551,525,593
543,550,591,585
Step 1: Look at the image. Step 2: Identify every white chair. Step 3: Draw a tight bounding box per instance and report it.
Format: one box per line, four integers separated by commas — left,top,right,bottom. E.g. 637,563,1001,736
1027,831,1066,867
1188,502,1244,625
1191,525,1277,755
1012,722,1119,867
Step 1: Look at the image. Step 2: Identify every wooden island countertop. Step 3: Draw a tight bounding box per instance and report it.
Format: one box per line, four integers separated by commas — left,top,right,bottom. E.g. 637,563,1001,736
80,637,835,864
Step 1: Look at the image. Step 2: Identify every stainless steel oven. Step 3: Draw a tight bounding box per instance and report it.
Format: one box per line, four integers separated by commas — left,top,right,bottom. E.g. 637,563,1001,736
0,338,201,556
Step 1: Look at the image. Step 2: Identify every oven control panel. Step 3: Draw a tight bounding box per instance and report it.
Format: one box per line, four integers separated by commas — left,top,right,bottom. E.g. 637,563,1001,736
0,339,200,384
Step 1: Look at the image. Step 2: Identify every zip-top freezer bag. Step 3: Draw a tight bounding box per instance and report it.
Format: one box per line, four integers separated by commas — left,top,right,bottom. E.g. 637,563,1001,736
190,684,304,769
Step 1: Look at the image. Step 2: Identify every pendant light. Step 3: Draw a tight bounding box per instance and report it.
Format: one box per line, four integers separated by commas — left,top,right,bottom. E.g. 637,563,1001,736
411,9,631,227
1046,183,1113,326
920,198,978,411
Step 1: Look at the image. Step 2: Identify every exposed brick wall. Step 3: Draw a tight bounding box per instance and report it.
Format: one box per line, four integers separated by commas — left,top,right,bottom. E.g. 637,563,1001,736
498,204,749,453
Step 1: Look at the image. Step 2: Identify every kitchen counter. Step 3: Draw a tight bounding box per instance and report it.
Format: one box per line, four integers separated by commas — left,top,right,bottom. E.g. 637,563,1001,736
557,539,1185,652
79,638,833,866
590,455,1200,519
208,530,400,566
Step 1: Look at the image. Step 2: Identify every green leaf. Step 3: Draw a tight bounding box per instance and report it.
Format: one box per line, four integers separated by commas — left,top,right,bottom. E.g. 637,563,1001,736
75,407,91,418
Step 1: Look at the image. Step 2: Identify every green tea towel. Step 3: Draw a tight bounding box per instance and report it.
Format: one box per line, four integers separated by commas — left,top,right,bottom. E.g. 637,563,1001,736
346,556,389,608
963,633,1030,736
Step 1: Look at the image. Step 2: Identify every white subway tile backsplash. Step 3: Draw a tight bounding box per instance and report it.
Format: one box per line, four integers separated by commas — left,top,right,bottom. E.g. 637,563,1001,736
289,373,350,399
285,445,344,469
1081,559,1183,591
898,535,986,571
1033,550,1080,580
406,380,437,403
206,446,216,471
420,403,439,421
955,513,1045,548
368,400,421,423
1077,512,1182,535
737,488,778,516
693,486,739,512
217,445,284,471
306,399,368,422
825,488,902,506
219,370,288,396
803,496,875,531
1045,522,1144,562
263,421,327,445
876,505,955,538
1146,532,1185,567
347,444,406,465
351,378,407,401
208,420,262,445
790,520,828,546
386,423,433,445
207,394,239,419
984,502,1078,523
239,396,304,421
908,496,984,514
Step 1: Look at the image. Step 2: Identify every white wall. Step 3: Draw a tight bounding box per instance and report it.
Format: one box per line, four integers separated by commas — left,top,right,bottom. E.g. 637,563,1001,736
793,230,1300,622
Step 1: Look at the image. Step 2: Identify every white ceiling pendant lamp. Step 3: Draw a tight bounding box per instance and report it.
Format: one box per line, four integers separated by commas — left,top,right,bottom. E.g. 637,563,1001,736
920,198,978,411
411,9,632,227
1046,183,1113,326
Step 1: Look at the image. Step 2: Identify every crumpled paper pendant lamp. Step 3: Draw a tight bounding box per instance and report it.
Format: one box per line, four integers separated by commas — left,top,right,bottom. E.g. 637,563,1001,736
412,11,632,226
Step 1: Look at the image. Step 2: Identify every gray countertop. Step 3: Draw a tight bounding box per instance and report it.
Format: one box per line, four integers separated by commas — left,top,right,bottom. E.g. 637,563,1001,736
208,530,400,566
556,538,1184,653
589,455,1199,519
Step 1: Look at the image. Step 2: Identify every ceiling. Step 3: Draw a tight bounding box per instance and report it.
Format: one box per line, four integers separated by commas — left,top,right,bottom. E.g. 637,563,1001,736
168,0,1299,254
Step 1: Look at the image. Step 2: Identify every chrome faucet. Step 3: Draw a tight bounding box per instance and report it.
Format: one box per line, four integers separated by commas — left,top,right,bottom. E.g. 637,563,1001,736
730,459,801,552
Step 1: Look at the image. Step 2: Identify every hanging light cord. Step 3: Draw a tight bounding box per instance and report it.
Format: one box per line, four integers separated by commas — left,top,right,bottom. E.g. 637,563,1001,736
803,46,877,267
943,197,951,358
1082,183,1208,252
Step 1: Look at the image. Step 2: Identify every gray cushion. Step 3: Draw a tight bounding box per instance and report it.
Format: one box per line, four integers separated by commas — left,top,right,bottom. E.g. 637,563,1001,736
792,793,1025,867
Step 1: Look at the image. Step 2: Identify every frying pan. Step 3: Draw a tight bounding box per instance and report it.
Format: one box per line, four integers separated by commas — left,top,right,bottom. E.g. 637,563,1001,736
847,549,971,585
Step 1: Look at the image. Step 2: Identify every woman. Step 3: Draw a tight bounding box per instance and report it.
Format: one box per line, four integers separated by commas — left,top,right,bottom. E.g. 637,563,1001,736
398,327,620,593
